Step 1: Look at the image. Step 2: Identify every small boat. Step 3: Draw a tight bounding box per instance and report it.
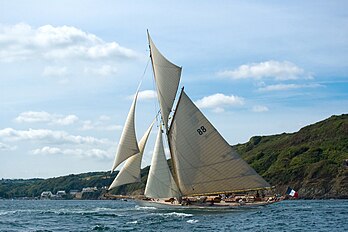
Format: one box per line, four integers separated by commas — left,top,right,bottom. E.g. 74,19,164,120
107,31,276,209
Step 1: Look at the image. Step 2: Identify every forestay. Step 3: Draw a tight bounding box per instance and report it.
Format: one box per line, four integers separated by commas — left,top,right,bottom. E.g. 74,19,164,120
169,91,271,196
144,127,181,199
148,32,182,130
108,121,154,190
111,92,140,173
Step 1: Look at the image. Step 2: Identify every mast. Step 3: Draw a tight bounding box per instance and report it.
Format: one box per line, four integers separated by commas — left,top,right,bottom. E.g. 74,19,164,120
147,31,183,195
167,87,184,194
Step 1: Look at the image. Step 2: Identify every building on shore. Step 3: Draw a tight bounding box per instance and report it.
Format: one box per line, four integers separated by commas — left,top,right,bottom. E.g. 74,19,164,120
40,191,53,199
56,190,66,196
82,187,98,193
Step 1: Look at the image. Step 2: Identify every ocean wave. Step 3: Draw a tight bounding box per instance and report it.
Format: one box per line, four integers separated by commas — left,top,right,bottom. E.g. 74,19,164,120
1,200,347,231
0,211,9,216
166,212,193,217
0,209,41,215
31,208,124,217
126,220,138,224
134,205,157,210
154,212,193,218
91,225,110,231
94,207,117,211
0,208,123,217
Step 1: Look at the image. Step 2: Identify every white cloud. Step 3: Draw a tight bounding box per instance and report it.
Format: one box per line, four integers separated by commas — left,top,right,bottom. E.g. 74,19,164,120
0,23,140,62
81,120,94,130
212,107,225,113
42,66,68,77
129,90,157,100
80,114,121,131
138,90,157,100
99,115,111,121
0,142,17,151
195,93,244,112
32,146,112,159
81,120,122,131
104,125,123,131
0,128,109,145
14,111,119,131
15,111,78,125
258,83,322,92
218,60,312,80
84,65,117,76
252,105,269,112
55,115,79,125
32,146,61,155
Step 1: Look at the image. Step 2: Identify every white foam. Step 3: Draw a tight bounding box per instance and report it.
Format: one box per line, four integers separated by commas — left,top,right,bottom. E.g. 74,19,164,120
186,219,199,224
162,212,193,217
95,207,115,211
0,211,8,216
135,205,157,210
127,220,138,224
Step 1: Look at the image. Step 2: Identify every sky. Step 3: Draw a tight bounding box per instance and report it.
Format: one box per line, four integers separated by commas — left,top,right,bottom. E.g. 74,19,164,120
1,0,347,179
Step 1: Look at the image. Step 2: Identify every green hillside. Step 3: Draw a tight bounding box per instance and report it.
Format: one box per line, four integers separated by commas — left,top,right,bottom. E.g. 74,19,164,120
1,114,347,199
0,172,114,199
234,114,348,198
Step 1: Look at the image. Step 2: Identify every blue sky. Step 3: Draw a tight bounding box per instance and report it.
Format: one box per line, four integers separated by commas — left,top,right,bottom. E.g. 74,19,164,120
1,1,347,179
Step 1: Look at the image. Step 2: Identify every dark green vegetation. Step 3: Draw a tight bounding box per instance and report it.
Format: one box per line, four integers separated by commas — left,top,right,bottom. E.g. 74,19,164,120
234,114,348,199
1,114,347,199
0,172,115,199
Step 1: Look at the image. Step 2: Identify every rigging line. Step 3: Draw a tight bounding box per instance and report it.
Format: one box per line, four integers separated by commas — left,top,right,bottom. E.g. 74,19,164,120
153,110,161,129
143,57,151,77
151,62,161,128
136,57,151,93
148,40,162,129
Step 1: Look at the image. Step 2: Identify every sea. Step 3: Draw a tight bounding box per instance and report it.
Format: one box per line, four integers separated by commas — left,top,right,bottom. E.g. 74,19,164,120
0,199,347,231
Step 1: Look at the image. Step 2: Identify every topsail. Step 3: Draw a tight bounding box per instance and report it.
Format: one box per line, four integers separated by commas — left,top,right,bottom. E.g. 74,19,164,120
148,32,182,130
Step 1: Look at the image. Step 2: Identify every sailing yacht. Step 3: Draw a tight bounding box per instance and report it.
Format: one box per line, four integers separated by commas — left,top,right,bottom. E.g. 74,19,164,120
108,31,275,208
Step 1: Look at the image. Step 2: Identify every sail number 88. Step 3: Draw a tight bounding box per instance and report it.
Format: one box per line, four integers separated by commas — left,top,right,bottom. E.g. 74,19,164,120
197,126,207,135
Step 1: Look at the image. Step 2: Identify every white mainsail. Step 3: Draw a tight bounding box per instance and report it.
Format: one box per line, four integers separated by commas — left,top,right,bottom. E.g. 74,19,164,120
148,32,182,130
169,90,271,196
108,121,154,190
111,92,140,173
144,126,181,199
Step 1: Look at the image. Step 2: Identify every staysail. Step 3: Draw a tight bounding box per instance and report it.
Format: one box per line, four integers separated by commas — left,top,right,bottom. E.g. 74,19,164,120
169,90,271,196
144,126,181,199
108,121,154,190
111,92,140,173
148,32,182,130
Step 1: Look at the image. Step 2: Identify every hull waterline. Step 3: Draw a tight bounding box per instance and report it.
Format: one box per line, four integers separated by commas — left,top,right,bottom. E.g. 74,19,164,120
135,199,277,210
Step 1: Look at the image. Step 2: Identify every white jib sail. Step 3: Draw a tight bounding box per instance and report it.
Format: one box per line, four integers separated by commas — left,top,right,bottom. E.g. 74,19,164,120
144,126,181,199
169,91,271,196
108,121,154,190
111,92,140,173
148,32,182,130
